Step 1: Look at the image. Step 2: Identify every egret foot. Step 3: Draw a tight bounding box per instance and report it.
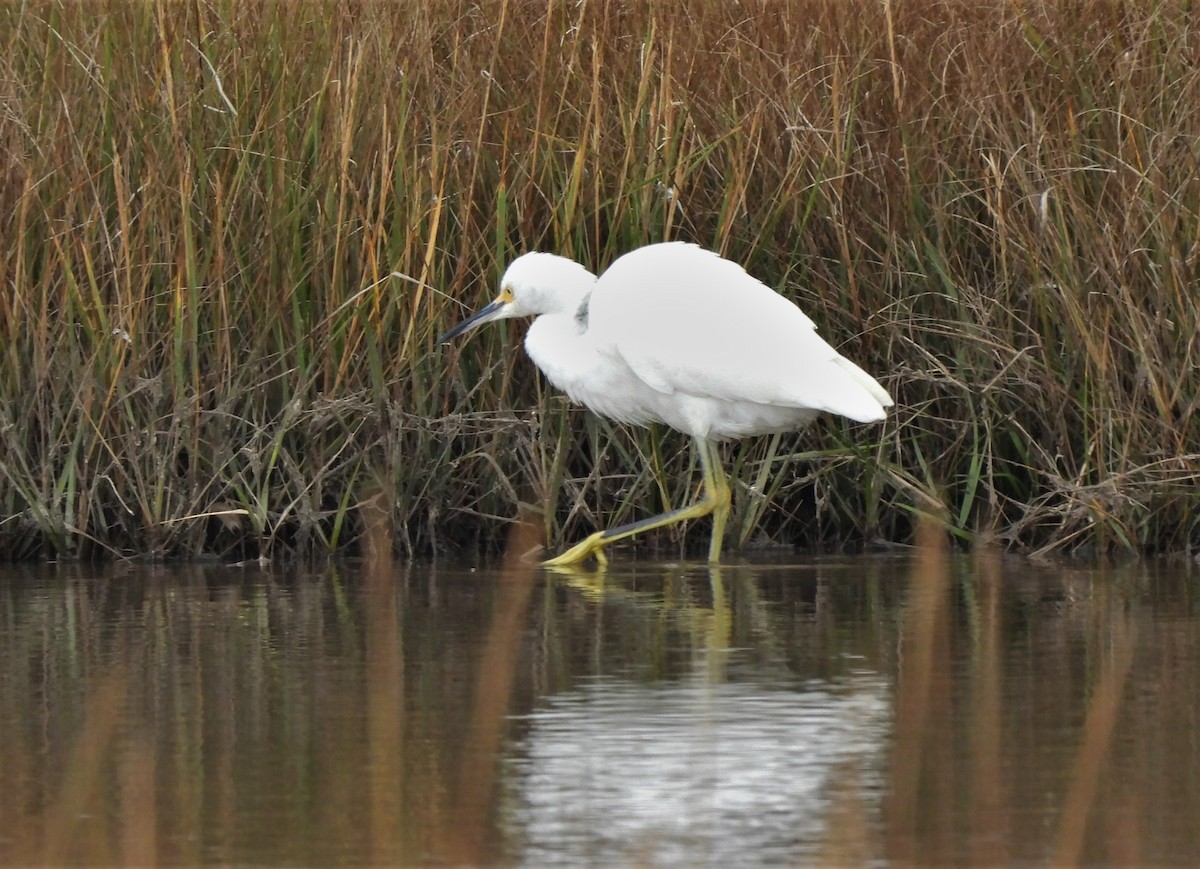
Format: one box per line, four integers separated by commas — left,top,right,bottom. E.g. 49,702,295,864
542,531,610,568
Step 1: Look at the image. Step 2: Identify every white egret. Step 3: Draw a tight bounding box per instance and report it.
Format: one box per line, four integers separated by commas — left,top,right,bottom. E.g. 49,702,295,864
438,242,892,565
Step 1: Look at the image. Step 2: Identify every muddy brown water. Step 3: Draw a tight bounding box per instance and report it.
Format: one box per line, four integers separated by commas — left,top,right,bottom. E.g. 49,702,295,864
0,546,1197,866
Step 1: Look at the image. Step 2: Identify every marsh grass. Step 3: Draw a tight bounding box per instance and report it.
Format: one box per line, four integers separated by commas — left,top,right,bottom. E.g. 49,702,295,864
1,0,1198,560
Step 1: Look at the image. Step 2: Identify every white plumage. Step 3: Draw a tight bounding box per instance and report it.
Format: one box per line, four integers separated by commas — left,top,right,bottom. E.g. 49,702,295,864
439,242,892,565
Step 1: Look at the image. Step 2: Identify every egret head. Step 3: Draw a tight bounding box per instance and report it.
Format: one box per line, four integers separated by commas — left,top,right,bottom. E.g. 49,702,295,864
437,252,596,343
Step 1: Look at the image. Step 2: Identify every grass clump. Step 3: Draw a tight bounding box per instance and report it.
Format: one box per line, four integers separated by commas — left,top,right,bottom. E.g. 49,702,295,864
1,0,1197,561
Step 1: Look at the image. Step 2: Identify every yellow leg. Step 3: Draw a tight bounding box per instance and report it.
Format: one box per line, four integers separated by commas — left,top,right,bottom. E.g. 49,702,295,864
700,438,732,564
542,437,731,568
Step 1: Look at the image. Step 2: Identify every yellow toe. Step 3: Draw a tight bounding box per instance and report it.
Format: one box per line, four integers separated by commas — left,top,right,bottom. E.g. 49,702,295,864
541,531,609,568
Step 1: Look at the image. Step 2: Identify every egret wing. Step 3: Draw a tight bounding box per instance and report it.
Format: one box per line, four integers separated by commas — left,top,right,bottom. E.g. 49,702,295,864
589,243,888,423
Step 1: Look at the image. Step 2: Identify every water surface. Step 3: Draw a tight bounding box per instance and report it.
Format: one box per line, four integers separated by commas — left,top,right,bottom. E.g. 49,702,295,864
0,547,1196,865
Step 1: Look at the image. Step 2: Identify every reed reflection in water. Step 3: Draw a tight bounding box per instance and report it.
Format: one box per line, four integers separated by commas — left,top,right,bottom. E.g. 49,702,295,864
0,538,1197,865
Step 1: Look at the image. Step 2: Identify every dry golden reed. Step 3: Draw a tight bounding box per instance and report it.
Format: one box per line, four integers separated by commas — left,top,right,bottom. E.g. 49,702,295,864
1,1,1197,560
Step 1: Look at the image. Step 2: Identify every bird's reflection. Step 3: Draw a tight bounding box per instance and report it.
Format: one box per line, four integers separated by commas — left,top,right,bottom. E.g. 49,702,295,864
504,559,889,865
